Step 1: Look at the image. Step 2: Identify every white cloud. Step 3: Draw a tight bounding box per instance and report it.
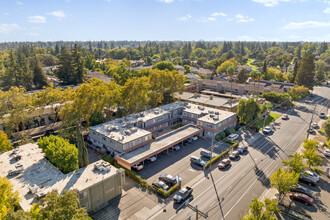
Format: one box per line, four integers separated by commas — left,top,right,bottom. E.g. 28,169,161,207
252,0,290,7
157,0,175,3
47,10,66,18
28,15,46,23
208,17,216,21
16,1,24,5
283,21,330,29
177,14,192,21
0,23,21,34
212,12,227,17
324,7,330,14
235,14,255,23
237,35,253,41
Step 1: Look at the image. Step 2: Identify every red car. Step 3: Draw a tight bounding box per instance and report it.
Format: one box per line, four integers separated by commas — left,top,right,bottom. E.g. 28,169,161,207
289,192,313,205
218,159,231,169
282,114,289,120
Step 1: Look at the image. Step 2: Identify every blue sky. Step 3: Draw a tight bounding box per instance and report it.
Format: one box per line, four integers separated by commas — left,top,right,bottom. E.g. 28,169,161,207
0,0,330,42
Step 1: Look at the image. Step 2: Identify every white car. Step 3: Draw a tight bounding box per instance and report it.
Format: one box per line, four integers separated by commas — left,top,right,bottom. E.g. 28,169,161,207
301,170,320,182
173,145,181,151
147,156,157,162
311,122,318,129
192,136,198,141
324,149,330,157
227,134,239,141
263,126,272,134
132,163,143,171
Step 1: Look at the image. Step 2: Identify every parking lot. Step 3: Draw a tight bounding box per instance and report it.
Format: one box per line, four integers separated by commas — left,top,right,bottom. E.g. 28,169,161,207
136,137,231,186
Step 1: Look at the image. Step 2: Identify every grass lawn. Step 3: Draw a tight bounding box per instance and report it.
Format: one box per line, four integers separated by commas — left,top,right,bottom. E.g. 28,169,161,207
246,58,258,69
257,112,282,130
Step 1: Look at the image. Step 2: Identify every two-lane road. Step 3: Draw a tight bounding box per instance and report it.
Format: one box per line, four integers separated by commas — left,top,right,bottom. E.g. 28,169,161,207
150,86,329,220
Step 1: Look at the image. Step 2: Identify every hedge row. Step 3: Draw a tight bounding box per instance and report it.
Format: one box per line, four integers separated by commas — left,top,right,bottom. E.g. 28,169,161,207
101,154,180,198
157,184,180,198
205,142,239,168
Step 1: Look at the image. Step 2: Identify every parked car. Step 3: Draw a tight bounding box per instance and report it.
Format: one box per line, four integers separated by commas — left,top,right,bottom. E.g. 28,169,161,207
237,145,248,154
289,192,313,205
320,112,326,118
300,170,319,182
227,134,239,141
173,186,193,203
218,159,231,169
262,126,272,134
132,163,143,171
173,145,181,151
291,186,313,197
281,114,289,120
299,176,316,186
190,156,206,167
200,150,215,159
307,127,314,134
147,156,157,162
192,136,198,141
324,149,330,157
311,122,318,129
229,151,239,160
152,180,169,191
187,138,193,143
159,174,179,186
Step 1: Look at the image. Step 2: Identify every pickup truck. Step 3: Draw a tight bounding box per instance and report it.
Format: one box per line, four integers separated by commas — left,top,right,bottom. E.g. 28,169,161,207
173,186,193,203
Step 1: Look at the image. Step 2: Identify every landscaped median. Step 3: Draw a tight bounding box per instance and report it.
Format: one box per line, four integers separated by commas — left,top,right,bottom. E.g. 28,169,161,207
205,142,238,168
101,154,180,199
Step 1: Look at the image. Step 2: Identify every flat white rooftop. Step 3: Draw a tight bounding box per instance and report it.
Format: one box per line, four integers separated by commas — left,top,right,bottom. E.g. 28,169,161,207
0,143,118,211
116,125,201,168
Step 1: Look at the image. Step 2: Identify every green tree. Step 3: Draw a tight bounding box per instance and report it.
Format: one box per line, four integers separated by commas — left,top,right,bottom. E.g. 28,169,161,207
85,54,96,70
0,131,13,153
302,139,322,169
0,50,20,90
288,86,310,101
237,98,260,124
282,153,306,174
56,46,75,85
235,69,249,84
216,59,236,74
242,198,279,220
32,55,48,89
290,60,299,83
255,71,262,100
270,168,299,200
89,110,106,126
197,57,208,67
31,190,90,220
316,61,326,83
250,70,257,98
0,177,21,219
295,52,315,89
183,65,191,74
323,118,330,139
38,135,79,173
226,66,235,99
76,123,89,168
152,61,175,71
71,44,85,84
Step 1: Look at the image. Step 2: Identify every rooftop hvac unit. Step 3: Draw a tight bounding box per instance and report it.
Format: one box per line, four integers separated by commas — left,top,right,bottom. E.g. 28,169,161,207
154,110,159,114
138,119,143,122
208,110,214,114
213,117,219,121
130,127,138,132
210,114,215,118
215,112,219,115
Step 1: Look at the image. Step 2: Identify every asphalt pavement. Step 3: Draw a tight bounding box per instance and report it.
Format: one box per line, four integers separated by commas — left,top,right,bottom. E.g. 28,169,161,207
149,86,330,220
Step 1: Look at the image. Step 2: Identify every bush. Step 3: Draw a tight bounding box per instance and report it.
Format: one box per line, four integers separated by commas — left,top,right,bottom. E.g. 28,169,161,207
223,139,235,145
288,86,310,101
224,127,235,136
38,135,78,174
206,149,229,168
157,184,180,198
215,132,226,141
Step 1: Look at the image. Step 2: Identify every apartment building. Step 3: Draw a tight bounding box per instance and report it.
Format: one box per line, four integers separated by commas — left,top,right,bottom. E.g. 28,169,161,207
0,143,125,212
89,102,237,155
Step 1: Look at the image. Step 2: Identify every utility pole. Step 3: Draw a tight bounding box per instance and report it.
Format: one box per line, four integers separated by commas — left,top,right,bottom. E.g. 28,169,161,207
307,104,317,139
187,204,208,219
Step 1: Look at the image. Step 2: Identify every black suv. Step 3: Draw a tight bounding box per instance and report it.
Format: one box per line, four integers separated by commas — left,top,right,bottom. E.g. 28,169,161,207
159,174,178,186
